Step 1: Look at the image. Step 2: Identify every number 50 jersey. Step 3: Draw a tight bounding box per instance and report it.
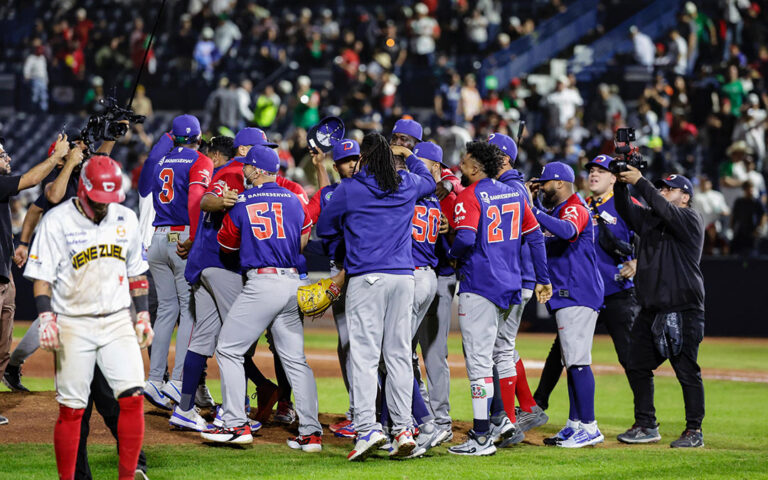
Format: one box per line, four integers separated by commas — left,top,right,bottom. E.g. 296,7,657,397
453,177,540,308
217,182,312,270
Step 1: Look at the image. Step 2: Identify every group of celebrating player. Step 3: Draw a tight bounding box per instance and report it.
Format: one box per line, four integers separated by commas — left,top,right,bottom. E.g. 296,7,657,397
15,109,649,477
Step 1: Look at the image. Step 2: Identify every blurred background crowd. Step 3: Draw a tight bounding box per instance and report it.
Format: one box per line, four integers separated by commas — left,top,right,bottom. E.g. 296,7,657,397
0,0,767,255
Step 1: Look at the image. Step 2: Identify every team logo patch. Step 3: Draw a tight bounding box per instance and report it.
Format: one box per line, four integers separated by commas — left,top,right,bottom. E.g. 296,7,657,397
558,289,570,298
102,182,116,192
454,202,467,215
324,190,334,201
471,384,487,399
480,191,490,204
595,155,608,163
342,141,353,151
116,225,126,238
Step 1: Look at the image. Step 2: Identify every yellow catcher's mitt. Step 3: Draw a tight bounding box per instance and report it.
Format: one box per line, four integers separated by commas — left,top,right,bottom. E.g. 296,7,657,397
297,278,342,317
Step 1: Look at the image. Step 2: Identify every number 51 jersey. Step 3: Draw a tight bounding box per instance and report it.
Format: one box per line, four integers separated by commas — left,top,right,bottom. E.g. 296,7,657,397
218,182,312,270
453,177,539,309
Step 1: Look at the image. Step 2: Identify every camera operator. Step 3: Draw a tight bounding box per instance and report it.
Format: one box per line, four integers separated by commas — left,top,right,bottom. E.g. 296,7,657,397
613,166,706,449
0,133,70,425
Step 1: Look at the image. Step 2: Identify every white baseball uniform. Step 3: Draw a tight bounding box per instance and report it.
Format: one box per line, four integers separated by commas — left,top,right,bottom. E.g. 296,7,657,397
24,199,148,409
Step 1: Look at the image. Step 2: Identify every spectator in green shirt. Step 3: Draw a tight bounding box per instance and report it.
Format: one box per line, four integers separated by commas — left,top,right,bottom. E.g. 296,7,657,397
721,64,745,117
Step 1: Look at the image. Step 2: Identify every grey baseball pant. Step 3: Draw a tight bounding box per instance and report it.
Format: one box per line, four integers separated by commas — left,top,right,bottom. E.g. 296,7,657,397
147,228,193,382
346,273,414,434
189,268,242,357
458,292,510,380
556,306,599,367
417,273,456,428
216,269,321,435
330,263,353,415
494,288,533,378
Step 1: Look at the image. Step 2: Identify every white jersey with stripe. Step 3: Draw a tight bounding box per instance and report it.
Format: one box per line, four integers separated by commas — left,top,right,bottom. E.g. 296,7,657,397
24,199,148,317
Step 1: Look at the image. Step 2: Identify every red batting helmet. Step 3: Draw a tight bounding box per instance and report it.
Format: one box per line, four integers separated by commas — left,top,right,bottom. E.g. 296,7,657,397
77,155,125,219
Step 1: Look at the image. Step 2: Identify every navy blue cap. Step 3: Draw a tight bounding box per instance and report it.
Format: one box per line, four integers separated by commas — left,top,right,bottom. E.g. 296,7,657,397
308,116,346,153
234,127,277,148
487,133,518,162
392,118,423,142
172,114,201,137
413,142,443,165
332,139,360,162
236,145,280,172
585,154,615,172
533,161,575,183
656,174,694,197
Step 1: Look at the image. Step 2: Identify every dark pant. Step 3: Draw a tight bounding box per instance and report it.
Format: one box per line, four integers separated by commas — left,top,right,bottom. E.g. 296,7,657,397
75,366,147,480
533,289,639,410
626,309,705,430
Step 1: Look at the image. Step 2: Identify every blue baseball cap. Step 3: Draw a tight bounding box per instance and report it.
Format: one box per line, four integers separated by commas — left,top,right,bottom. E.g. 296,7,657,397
413,142,443,165
392,118,423,142
656,173,694,197
172,114,201,137
234,127,278,148
237,145,280,172
585,154,615,172
533,161,575,183
487,133,518,162
332,139,360,162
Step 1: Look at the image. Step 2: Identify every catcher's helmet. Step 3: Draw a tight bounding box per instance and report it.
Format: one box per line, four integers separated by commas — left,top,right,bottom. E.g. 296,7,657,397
77,155,125,219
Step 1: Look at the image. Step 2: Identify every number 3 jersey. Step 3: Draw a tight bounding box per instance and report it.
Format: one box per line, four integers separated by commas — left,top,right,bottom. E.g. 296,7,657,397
453,177,540,308
151,146,212,227
24,199,148,317
217,181,312,270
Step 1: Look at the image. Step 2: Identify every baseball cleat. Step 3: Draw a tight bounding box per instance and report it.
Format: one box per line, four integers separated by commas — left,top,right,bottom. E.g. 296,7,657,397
274,401,297,424
329,418,352,433
617,424,661,444
558,423,604,448
389,429,416,458
0,415,8,425
497,423,525,447
348,430,387,461
2,365,30,393
379,441,394,453
670,429,704,448
447,430,496,456
435,427,453,445
489,414,517,445
195,384,216,408
253,382,280,422
407,422,443,458
134,469,149,480
170,406,210,432
516,406,549,432
144,380,172,411
161,380,182,405
201,423,253,445
334,422,356,438
249,419,263,433
210,406,224,428
544,421,579,446
287,432,323,452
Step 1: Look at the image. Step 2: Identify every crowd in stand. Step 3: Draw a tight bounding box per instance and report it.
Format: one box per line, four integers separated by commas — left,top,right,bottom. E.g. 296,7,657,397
5,0,768,255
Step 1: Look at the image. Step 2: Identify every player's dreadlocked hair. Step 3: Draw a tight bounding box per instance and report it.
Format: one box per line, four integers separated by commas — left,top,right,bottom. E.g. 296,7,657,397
360,132,402,193
466,140,504,179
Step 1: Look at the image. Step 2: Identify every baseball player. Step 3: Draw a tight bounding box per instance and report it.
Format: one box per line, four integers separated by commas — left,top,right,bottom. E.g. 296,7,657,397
533,155,640,420
24,156,153,480
144,114,213,408
305,139,359,436
202,145,322,451
527,161,605,448
317,133,436,461
447,141,550,456
487,133,550,438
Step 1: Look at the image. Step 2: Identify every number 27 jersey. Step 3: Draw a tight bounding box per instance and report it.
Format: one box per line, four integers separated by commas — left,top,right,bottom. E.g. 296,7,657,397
453,178,539,308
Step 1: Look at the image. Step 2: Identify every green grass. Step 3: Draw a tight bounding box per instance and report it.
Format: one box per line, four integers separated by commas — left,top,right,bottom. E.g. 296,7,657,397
2,375,767,479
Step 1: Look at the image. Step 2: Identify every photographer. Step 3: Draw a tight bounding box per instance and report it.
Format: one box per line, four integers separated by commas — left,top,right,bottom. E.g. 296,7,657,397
0,133,70,425
613,167,706,448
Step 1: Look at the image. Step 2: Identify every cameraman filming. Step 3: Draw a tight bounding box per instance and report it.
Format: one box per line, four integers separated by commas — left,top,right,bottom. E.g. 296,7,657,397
613,165,706,449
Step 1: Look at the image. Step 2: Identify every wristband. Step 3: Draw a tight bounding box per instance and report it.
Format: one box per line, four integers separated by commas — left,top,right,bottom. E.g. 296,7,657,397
34,295,52,314
132,293,149,313
128,279,150,291
18,240,29,247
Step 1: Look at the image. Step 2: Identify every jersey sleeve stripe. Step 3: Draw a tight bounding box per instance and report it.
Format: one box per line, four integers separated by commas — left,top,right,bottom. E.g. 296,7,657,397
522,224,540,235
218,242,240,251
455,225,477,232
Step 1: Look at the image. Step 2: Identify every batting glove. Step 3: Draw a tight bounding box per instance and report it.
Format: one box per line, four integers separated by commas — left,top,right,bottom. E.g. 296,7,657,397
38,311,60,351
135,311,154,348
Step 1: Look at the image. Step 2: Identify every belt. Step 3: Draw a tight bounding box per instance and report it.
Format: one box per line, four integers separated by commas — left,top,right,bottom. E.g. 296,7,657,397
155,226,188,243
415,266,432,271
255,267,297,275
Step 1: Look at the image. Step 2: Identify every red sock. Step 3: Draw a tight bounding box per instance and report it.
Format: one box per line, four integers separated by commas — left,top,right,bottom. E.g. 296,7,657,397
54,405,84,480
515,359,537,413
499,376,517,422
117,396,145,480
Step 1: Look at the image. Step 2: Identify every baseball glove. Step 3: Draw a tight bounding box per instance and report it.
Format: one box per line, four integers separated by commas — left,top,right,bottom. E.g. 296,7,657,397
297,278,342,317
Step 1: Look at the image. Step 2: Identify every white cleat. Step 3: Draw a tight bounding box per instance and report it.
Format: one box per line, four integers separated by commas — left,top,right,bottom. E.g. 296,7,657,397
170,406,209,432
161,379,182,404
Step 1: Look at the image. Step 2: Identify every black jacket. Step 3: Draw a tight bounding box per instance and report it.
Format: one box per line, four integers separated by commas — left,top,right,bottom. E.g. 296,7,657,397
614,178,705,313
